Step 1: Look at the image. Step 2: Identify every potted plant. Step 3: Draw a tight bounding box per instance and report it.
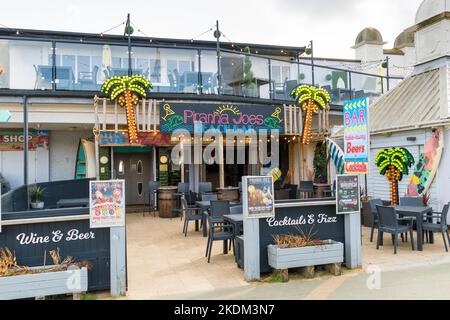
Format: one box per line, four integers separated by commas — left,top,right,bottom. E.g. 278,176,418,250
242,47,257,97
0,248,90,300
267,227,343,281
30,186,46,209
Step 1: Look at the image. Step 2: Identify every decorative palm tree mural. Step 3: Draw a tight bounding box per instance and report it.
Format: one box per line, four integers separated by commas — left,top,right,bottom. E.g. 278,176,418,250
291,85,331,144
101,75,152,144
375,147,414,205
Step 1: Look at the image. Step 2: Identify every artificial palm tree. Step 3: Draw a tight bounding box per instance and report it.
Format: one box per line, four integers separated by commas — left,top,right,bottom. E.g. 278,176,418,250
375,147,414,205
101,75,152,143
291,85,331,144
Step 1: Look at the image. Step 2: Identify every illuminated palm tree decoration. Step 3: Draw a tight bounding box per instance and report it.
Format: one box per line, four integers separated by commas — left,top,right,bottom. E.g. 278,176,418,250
375,147,414,205
291,85,331,144
101,75,152,143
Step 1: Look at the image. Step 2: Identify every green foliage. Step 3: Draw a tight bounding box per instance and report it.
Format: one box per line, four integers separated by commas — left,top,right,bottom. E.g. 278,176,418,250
30,186,46,203
243,47,256,89
375,147,415,180
291,85,331,110
313,141,328,182
101,75,152,100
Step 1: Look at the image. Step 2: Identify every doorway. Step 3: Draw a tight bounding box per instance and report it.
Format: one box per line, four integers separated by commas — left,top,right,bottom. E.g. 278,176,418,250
114,153,152,205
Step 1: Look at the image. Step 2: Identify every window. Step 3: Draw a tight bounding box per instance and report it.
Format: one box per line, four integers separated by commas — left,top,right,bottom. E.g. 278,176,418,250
271,66,291,84
150,59,161,82
137,160,143,174
118,160,124,175
137,182,143,196
77,56,90,74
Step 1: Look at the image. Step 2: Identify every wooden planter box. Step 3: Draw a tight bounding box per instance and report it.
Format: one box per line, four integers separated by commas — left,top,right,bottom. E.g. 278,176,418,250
268,240,344,270
0,267,88,300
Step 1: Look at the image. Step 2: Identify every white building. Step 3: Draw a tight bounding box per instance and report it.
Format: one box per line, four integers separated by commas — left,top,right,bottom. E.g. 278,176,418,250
367,0,450,213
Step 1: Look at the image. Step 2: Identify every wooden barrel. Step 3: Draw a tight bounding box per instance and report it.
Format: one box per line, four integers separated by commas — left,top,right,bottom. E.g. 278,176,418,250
157,186,178,219
217,187,240,201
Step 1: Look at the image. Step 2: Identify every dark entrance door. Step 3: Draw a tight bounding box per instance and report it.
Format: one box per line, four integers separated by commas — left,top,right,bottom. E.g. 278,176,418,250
114,153,151,205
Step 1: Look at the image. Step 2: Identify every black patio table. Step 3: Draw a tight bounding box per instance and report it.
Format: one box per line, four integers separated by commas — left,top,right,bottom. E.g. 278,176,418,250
223,214,244,236
56,198,89,208
393,205,433,251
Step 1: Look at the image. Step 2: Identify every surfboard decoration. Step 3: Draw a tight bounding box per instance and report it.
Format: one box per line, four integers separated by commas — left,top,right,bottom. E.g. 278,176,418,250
406,128,444,196
326,138,345,175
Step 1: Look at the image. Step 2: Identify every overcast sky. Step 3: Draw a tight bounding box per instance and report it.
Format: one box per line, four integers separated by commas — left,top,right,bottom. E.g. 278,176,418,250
1,0,423,58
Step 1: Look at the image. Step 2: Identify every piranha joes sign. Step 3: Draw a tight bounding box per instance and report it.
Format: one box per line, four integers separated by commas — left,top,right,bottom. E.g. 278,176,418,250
343,98,369,174
160,103,285,133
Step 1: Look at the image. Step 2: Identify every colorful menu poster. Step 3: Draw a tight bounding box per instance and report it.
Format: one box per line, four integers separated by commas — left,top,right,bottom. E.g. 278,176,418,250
90,180,126,228
336,174,360,215
343,98,369,174
243,176,275,219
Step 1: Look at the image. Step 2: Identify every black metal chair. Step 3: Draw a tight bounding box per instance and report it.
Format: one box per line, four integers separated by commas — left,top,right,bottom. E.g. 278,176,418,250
422,204,450,252
206,200,235,263
376,205,415,254
144,181,160,217
230,205,243,215
399,196,426,241
400,197,423,207
180,198,203,237
299,181,314,199
198,182,213,195
369,199,383,242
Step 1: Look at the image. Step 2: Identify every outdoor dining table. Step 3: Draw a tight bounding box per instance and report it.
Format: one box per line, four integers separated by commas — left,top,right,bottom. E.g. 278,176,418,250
223,214,244,236
56,198,89,208
393,205,433,251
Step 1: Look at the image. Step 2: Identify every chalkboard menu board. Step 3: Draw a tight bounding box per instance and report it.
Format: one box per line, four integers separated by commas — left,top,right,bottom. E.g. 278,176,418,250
336,174,360,215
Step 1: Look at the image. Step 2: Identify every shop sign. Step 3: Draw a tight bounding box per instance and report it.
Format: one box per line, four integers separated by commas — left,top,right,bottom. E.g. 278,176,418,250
0,130,49,151
159,103,284,134
343,98,369,174
90,180,126,228
243,176,275,219
336,174,360,215
99,131,170,146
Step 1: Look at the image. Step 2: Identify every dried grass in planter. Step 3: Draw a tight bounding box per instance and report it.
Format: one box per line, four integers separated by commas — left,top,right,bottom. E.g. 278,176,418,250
272,226,328,249
0,247,93,277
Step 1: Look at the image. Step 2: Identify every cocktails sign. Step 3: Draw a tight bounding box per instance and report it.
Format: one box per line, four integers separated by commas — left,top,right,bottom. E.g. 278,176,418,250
243,176,275,219
343,98,369,174
160,103,284,134
90,180,126,228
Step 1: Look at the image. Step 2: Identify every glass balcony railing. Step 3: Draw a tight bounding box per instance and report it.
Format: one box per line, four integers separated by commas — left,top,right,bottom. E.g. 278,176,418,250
0,37,403,104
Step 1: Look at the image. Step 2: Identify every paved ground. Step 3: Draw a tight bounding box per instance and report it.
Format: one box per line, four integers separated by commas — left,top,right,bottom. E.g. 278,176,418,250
115,212,450,300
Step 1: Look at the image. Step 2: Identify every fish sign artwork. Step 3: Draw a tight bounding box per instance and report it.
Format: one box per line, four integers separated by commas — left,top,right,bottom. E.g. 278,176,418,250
343,98,369,174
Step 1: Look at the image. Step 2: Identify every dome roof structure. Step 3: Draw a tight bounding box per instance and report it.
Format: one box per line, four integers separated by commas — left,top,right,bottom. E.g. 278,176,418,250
416,0,450,24
354,28,386,48
394,30,415,49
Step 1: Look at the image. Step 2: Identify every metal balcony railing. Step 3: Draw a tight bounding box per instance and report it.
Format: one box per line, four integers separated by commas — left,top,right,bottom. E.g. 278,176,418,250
0,36,404,104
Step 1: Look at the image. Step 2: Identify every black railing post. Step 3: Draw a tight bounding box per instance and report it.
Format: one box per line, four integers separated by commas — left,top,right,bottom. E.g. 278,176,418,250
126,13,132,76
386,57,390,92
268,58,273,100
348,71,353,100
52,41,56,91
198,49,202,94
214,20,222,95
310,40,315,86
23,95,29,197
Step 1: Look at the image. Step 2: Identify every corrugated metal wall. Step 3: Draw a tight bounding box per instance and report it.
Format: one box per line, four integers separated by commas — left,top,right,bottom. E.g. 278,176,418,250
368,129,440,210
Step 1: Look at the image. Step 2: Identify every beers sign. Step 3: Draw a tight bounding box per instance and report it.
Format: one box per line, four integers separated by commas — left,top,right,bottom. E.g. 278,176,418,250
343,98,369,174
